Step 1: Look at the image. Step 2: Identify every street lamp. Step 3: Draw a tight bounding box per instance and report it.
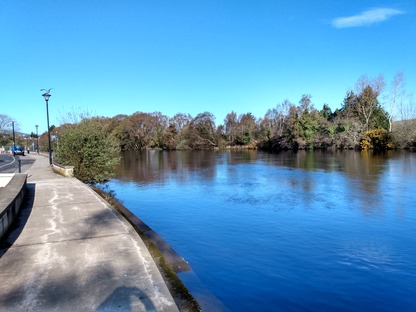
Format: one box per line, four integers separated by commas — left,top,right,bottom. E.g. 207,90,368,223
55,130,59,150
11,120,16,155
41,89,52,165
35,124,39,152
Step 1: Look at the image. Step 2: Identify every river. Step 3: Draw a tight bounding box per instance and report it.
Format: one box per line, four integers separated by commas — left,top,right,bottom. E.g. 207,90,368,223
102,150,416,312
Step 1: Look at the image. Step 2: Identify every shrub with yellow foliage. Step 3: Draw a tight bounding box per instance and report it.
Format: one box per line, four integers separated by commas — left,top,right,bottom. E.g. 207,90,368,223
360,129,393,151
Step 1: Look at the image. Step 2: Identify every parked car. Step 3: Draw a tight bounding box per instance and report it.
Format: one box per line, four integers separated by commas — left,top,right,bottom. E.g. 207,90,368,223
11,145,25,156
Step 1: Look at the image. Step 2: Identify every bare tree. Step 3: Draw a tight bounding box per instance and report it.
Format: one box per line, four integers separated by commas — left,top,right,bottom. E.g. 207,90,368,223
188,112,217,149
386,72,405,131
224,111,238,144
298,94,313,114
236,113,256,144
0,114,14,134
56,106,94,125
0,114,15,146
355,75,385,131
263,99,291,138
170,113,192,132
398,93,416,121
129,112,159,148
150,112,169,147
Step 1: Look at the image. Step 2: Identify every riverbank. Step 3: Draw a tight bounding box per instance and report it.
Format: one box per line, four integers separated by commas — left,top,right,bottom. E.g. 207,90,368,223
0,154,198,311
91,186,200,311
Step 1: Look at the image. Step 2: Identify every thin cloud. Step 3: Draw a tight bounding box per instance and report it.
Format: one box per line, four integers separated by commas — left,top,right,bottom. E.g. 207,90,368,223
332,8,404,28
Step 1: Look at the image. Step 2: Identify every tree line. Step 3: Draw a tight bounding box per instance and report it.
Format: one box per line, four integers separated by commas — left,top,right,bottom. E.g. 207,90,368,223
51,73,415,153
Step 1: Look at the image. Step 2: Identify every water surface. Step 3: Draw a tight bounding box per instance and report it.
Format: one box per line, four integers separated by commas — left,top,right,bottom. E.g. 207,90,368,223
103,150,416,311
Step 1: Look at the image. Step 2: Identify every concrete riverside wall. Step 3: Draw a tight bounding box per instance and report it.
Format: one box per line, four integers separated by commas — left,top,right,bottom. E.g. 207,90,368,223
0,174,27,240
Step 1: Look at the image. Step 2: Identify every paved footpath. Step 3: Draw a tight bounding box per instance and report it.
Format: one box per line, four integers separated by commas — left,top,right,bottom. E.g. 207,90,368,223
0,154,179,312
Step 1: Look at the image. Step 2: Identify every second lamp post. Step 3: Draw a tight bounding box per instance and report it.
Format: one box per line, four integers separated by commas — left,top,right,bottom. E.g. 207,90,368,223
35,124,39,152
41,90,52,165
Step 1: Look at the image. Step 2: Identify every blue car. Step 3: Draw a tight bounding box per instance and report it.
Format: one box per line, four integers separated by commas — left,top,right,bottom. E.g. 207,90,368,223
11,145,25,156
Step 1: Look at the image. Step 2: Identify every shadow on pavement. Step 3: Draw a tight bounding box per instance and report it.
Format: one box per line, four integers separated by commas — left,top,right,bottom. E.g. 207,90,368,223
97,286,157,311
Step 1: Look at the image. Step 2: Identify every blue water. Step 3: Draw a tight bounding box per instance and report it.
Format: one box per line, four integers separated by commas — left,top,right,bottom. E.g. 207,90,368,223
103,150,416,311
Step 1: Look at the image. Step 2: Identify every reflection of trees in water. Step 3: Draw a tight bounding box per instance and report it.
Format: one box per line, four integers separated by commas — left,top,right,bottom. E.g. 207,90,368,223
284,150,392,215
343,151,387,195
116,149,263,186
225,149,258,164
115,149,411,201
112,149,414,218
115,150,218,184
280,150,389,196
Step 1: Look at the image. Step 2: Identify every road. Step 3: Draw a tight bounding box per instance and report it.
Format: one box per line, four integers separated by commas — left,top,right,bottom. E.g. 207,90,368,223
0,154,36,173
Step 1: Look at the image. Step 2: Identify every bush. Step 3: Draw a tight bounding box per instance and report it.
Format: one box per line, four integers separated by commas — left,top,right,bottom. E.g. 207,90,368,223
360,129,393,151
56,118,120,183
391,119,416,149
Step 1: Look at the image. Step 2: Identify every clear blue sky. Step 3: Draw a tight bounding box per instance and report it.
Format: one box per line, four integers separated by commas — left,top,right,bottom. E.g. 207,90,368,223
2,0,415,134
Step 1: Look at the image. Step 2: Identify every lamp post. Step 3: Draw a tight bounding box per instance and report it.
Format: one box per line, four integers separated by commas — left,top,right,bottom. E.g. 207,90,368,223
35,124,39,152
41,90,52,165
55,131,59,150
11,120,16,155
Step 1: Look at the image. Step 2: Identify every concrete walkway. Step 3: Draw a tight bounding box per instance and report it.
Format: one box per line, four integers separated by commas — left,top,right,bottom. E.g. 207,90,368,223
0,154,179,312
